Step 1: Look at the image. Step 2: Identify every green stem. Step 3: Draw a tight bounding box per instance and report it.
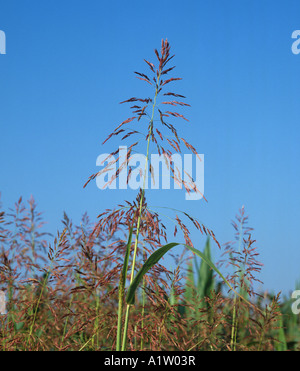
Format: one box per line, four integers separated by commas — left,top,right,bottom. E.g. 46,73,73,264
230,219,244,351
60,294,73,350
116,292,124,350
26,271,50,348
92,289,100,349
140,245,146,351
116,228,133,351
121,72,161,351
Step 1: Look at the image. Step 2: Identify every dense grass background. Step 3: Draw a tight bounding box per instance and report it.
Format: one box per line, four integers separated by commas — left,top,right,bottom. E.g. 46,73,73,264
0,195,299,351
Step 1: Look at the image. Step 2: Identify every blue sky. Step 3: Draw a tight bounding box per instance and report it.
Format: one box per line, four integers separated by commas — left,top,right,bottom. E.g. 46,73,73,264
0,0,300,296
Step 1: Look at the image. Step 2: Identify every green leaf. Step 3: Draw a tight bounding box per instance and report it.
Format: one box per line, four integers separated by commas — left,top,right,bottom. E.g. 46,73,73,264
185,259,195,303
14,321,24,332
197,237,214,301
169,284,177,306
126,242,178,305
275,314,288,351
120,227,133,296
126,242,243,306
184,259,195,318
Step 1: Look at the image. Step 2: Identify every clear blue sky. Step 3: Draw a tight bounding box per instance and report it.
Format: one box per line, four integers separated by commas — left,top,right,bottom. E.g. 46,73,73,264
0,0,299,296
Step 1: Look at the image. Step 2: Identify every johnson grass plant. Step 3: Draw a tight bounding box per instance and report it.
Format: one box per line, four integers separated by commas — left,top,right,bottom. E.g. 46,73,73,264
0,39,299,351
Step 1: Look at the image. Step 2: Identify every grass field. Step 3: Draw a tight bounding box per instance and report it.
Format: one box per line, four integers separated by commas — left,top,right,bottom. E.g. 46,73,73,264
0,39,299,351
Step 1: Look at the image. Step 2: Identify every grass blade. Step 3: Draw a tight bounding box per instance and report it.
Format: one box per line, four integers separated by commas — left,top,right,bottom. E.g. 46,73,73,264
197,238,214,303
126,242,253,309
126,242,178,305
